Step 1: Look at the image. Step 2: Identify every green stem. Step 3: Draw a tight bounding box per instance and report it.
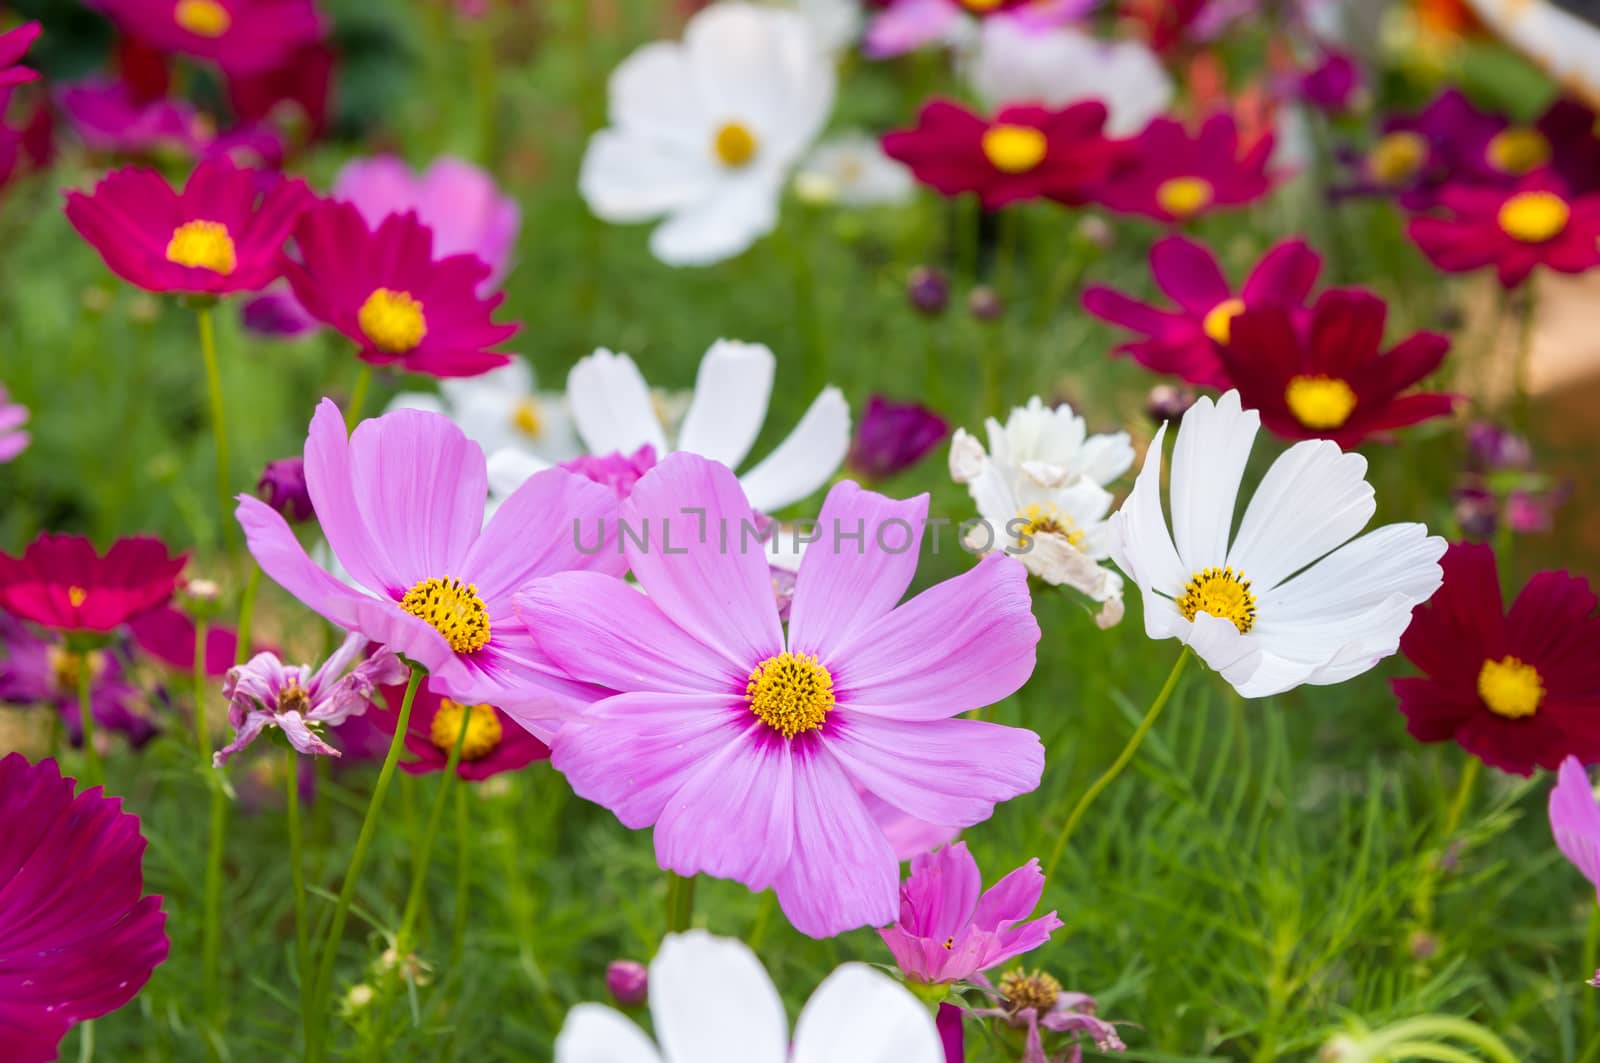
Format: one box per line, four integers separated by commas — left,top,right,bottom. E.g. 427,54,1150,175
665,872,696,935
194,619,227,1054
1045,647,1191,880
395,706,471,953
286,745,310,1052
235,566,261,666
196,305,234,550
475,15,498,166
345,363,373,433
75,654,103,788
307,666,425,1063
1412,756,1481,927
450,782,470,972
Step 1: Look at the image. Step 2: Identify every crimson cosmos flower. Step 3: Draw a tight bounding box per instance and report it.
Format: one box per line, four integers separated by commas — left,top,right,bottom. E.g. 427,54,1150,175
1090,112,1277,224
1407,175,1600,288
281,200,518,378
0,753,169,1063
64,156,311,296
1083,235,1321,389
1392,542,1600,776
0,21,41,90
880,99,1121,209
87,0,326,76
375,679,551,781
0,534,185,634
1220,288,1456,448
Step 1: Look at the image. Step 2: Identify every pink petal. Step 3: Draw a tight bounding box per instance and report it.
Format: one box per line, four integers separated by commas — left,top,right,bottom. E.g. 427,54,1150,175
901,840,983,939
302,398,407,597
1551,756,1600,897
655,727,796,891
464,466,625,609
831,555,1039,720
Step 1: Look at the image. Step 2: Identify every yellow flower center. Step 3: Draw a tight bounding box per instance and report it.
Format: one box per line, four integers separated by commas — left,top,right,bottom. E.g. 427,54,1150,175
67,585,88,608
47,647,105,694
174,0,232,37
359,289,428,354
713,121,759,168
1485,127,1551,176
1156,176,1214,219
165,220,238,275
429,699,503,760
1284,375,1359,430
1176,566,1257,634
400,576,491,654
961,0,1006,10
1015,502,1085,547
511,398,543,438
278,680,311,715
745,651,834,739
1476,655,1543,718
999,968,1061,1014
1202,298,1246,345
981,125,1048,174
1497,190,1570,243
1368,130,1428,185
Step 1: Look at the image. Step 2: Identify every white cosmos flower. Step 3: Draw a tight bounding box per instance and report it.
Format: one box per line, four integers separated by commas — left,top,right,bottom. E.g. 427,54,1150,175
965,21,1173,137
1108,391,1447,698
795,133,915,207
950,396,1134,490
785,0,862,53
555,931,941,1063
554,340,849,513
578,2,836,266
387,360,579,466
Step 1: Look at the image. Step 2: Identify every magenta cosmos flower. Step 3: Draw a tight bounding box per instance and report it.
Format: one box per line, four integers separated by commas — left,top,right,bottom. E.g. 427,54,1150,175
1083,235,1320,389
882,99,1121,209
87,0,325,75
65,156,310,296
0,753,169,1063
514,453,1044,938
0,21,41,90
0,533,185,634
1407,175,1600,289
281,200,517,377
1092,113,1277,224
879,842,1060,985
1222,288,1456,449
236,399,625,713
1551,756,1600,902
373,678,551,781
215,632,406,766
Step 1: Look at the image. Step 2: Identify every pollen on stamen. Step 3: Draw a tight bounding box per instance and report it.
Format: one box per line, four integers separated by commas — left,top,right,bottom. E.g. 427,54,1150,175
1015,502,1085,548
1156,176,1214,219
430,699,503,759
165,219,238,275
359,289,428,354
1176,566,1257,634
746,651,835,739
400,576,491,655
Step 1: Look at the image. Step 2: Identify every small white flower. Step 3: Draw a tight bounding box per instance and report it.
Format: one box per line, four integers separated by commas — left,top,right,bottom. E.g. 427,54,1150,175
951,396,1134,490
1108,391,1447,698
965,21,1173,137
795,133,915,207
579,3,836,266
557,340,849,513
555,930,942,1063
388,360,579,467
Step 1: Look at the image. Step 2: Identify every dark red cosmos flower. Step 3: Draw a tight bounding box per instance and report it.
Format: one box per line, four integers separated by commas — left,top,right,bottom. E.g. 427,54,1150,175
0,21,41,91
0,753,169,1063
1407,174,1600,288
281,200,517,378
880,99,1121,209
1392,543,1600,776
1090,113,1277,224
1082,235,1320,389
1221,288,1456,448
375,680,550,782
0,534,186,634
87,0,326,77
64,156,311,296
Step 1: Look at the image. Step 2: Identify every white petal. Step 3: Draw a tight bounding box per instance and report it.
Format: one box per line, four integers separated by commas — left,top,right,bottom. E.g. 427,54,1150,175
1074,432,1135,486
1180,611,1266,693
676,339,776,469
947,428,987,483
555,1004,664,1063
791,964,942,1063
650,172,783,266
1226,438,1375,592
568,348,669,457
1106,421,1186,598
650,931,788,1063
609,40,711,146
580,130,715,223
385,390,447,417
739,386,850,512
1169,390,1258,572
485,447,552,500
439,359,533,409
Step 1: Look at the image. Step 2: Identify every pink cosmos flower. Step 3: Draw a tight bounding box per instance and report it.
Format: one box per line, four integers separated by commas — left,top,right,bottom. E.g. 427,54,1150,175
0,21,41,91
215,632,406,765
57,77,206,157
514,453,1044,938
561,445,658,500
1406,175,1600,289
87,0,326,76
235,399,625,714
280,200,518,377
1551,755,1600,903
64,156,311,296
879,842,1061,985
1082,235,1320,389
864,0,1092,59
1091,113,1278,224
0,383,28,462
0,753,169,1063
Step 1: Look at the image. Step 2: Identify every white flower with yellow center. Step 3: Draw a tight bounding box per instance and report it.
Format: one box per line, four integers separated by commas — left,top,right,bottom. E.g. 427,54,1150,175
949,396,1134,490
578,3,836,266
387,360,578,468
795,133,915,207
1108,391,1447,698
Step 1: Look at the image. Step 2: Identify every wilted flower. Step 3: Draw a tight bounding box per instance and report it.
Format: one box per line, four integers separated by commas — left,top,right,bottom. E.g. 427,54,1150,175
848,395,948,481
0,533,186,634
216,632,407,765
973,971,1125,1063
257,456,313,521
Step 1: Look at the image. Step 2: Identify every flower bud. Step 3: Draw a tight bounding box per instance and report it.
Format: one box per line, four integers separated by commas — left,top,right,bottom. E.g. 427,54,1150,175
258,457,314,522
967,286,1004,321
907,267,949,316
606,960,648,1007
